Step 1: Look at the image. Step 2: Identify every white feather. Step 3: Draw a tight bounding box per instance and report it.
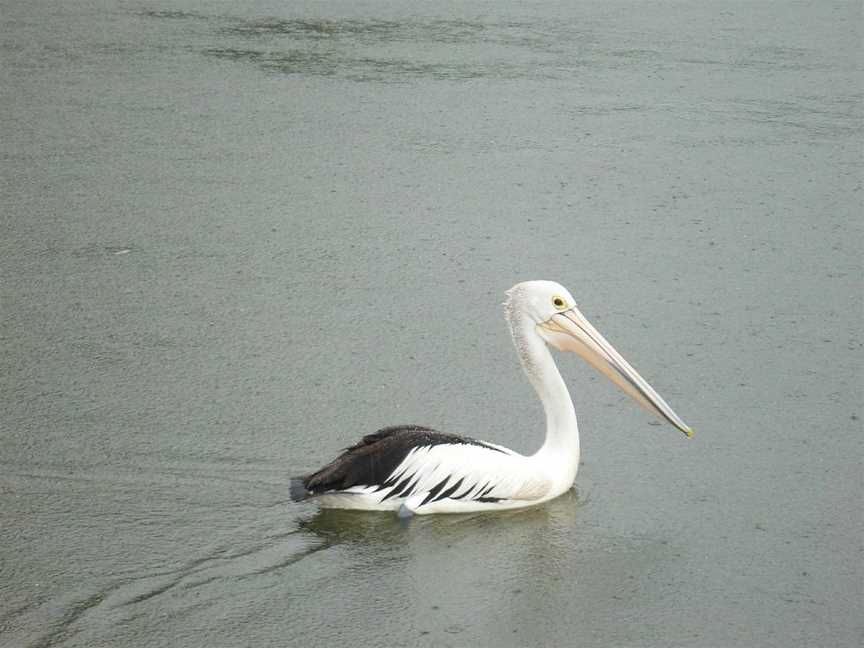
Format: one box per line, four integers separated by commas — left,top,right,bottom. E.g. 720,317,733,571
316,442,561,514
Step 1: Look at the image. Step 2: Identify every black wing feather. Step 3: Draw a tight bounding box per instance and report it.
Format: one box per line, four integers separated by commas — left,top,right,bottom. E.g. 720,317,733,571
292,424,505,499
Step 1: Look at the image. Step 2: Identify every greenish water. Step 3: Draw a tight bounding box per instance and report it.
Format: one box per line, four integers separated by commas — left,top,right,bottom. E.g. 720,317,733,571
1,1,861,646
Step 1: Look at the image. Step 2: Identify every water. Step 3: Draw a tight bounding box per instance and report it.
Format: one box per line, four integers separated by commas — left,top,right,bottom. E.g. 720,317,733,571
1,1,861,646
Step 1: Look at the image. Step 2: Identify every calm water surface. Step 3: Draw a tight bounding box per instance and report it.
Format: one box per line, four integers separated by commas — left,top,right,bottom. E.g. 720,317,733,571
1,1,862,646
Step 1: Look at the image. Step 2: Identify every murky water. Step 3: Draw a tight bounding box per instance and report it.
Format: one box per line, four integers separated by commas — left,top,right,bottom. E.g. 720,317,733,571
1,1,861,646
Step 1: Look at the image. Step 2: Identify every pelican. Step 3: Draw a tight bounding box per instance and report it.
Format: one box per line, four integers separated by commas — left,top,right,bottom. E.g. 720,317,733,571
290,280,693,516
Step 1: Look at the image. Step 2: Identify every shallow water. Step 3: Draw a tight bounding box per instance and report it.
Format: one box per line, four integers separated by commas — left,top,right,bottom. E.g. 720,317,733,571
1,1,862,646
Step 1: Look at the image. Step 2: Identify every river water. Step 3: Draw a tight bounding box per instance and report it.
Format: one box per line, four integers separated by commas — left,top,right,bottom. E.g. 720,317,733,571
1,1,861,646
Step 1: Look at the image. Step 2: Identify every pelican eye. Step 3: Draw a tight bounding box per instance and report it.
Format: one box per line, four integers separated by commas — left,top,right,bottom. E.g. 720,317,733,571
552,295,567,310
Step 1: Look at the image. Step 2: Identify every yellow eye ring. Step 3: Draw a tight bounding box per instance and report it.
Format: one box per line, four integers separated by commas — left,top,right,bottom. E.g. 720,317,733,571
552,295,567,310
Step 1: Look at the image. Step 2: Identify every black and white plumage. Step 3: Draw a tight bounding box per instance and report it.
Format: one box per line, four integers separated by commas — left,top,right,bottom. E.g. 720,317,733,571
291,425,516,511
290,281,693,516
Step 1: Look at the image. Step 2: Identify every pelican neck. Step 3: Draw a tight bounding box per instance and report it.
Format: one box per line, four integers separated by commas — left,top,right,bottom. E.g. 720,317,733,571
507,311,580,460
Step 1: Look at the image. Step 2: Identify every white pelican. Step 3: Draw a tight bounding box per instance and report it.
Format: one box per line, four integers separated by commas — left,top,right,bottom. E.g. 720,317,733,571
290,280,693,516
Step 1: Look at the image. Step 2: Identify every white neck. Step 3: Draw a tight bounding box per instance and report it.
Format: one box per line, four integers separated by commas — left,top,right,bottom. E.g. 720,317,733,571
507,310,580,471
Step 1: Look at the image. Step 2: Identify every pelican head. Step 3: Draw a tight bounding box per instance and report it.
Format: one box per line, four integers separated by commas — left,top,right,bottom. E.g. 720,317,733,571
507,280,694,437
